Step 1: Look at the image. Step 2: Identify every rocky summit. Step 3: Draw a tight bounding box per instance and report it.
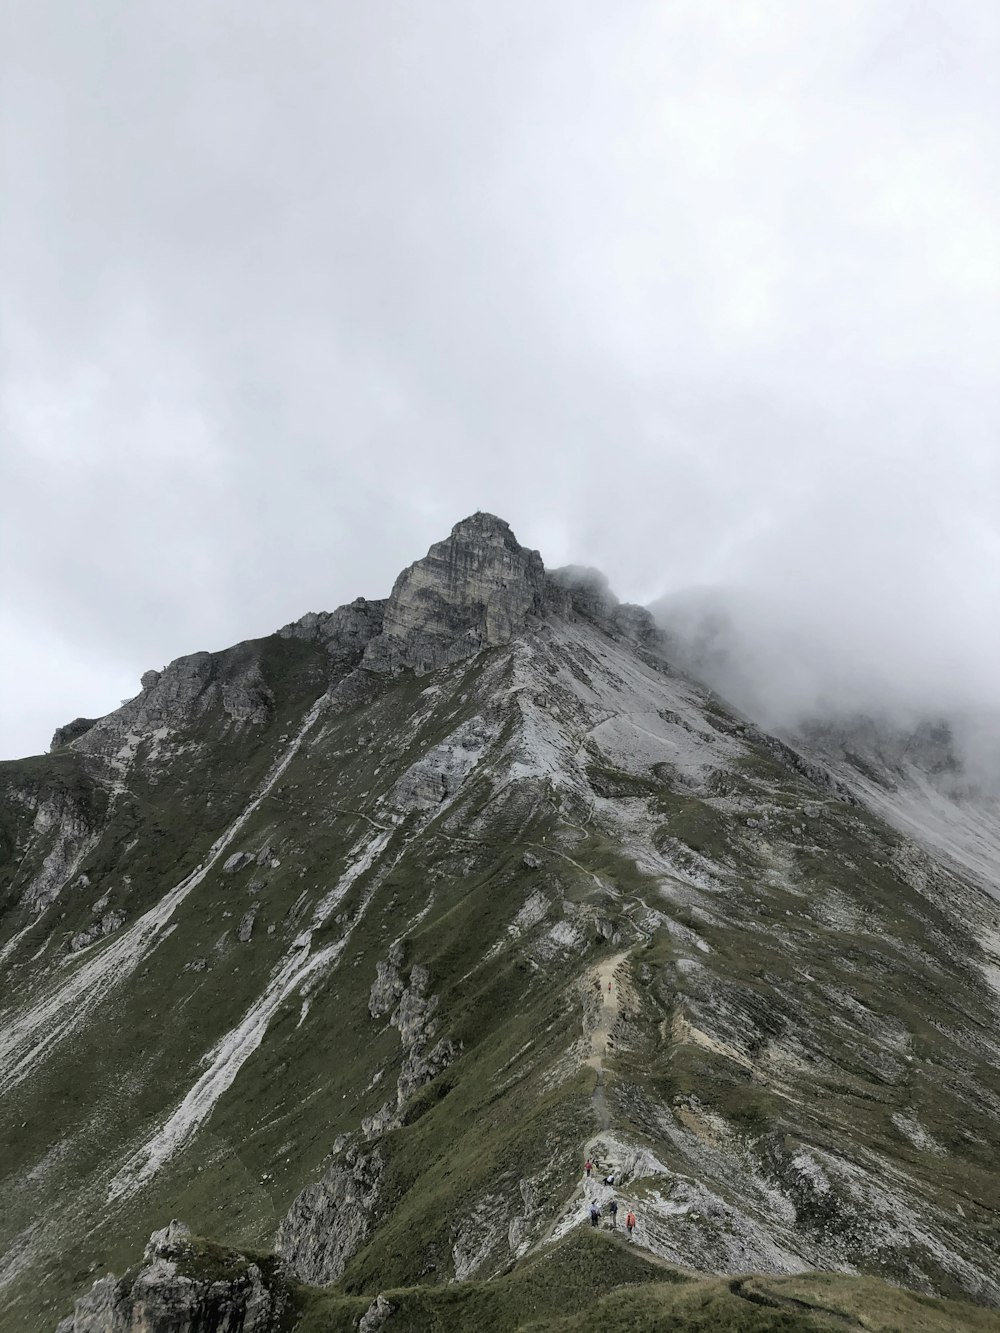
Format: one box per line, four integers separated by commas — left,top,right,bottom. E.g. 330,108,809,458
2,513,999,1333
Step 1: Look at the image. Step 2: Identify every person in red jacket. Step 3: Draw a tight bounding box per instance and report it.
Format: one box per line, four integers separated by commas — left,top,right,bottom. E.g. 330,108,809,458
585,1157,593,1177
625,1209,637,1239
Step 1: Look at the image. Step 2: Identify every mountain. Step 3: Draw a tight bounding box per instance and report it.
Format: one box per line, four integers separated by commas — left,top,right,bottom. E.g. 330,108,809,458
2,514,999,1332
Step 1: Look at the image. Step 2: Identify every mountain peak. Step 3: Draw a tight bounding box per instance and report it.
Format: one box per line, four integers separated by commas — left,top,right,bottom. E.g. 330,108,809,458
449,510,519,542
363,512,546,674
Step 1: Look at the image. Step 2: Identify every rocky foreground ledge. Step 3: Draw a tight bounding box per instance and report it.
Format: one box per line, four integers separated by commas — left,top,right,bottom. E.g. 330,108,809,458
55,1222,291,1333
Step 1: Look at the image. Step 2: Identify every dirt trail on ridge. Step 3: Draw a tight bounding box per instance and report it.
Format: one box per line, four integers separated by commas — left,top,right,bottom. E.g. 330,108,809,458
587,950,628,1131
532,951,631,1254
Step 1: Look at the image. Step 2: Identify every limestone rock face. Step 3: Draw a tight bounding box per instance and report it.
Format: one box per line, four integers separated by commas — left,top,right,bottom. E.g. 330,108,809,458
54,1221,286,1332
69,909,125,952
72,646,276,775
50,717,100,751
275,1146,384,1285
363,956,457,1135
279,597,386,660
21,790,99,914
363,513,547,674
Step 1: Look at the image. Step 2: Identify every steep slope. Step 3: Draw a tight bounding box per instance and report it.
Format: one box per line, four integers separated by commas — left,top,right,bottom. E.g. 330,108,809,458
2,515,999,1331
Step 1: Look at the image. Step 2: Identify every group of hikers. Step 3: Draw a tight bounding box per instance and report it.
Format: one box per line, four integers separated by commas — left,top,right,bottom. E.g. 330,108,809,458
584,1157,636,1239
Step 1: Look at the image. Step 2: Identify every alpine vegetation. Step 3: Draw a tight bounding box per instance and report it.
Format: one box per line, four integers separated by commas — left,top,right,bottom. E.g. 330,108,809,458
2,515,999,1333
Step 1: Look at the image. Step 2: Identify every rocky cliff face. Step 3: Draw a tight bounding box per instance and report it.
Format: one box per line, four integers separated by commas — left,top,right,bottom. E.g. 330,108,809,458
275,1146,384,1286
361,513,660,677
363,512,549,674
279,597,386,661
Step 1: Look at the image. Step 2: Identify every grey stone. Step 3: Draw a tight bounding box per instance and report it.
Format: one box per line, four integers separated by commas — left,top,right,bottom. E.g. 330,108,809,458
363,513,548,675
279,598,386,661
359,1294,395,1331
21,790,98,915
50,717,100,751
56,1221,286,1332
275,1146,384,1285
522,851,542,869
223,852,254,875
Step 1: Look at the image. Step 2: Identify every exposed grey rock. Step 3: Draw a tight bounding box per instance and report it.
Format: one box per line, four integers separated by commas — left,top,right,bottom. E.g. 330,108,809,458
50,717,100,751
369,960,405,1018
223,852,254,875
275,1146,383,1285
70,643,277,780
145,1219,191,1257
55,1275,116,1332
391,717,490,811
547,566,659,645
237,907,257,943
364,513,547,675
612,602,658,645
365,956,458,1132
358,1294,395,1331
70,909,126,952
522,851,541,869
595,916,621,944
56,1221,286,1332
21,791,98,914
279,597,386,661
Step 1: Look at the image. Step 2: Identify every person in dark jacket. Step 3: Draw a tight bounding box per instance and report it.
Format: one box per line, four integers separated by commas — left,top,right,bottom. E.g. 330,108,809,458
609,1199,619,1228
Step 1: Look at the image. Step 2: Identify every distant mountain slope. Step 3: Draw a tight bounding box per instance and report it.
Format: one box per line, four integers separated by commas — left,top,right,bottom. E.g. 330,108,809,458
2,515,998,1332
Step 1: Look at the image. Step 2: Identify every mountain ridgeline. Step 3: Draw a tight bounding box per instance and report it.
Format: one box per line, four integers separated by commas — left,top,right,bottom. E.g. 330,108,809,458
2,514,999,1333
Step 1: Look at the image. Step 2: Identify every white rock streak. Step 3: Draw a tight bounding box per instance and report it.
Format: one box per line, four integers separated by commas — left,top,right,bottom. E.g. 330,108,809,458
108,826,393,1201
0,690,332,1093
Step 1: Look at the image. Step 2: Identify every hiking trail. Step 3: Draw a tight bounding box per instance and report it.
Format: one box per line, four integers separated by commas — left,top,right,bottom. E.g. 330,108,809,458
532,949,632,1252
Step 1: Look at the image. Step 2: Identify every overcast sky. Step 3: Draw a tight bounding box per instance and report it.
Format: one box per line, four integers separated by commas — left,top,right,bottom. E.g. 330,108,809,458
3,1,999,758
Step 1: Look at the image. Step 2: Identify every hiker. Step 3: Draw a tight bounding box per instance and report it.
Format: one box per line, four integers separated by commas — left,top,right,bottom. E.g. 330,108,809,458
603,1173,615,1187
608,980,612,992
626,1209,636,1240
585,1158,593,1177
609,1199,619,1228
589,1203,600,1228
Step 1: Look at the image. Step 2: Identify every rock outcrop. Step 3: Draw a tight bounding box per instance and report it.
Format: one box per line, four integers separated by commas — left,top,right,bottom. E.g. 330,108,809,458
364,951,457,1131
279,597,386,660
363,513,548,674
69,908,125,952
55,1221,287,1332
50,718,100,751
275,1145,384,1285
20,789,100,914
359,513,660,677
71,645,276,775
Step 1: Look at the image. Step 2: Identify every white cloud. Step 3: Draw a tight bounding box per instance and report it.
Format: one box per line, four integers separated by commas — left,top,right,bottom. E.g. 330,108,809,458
2,0,999,755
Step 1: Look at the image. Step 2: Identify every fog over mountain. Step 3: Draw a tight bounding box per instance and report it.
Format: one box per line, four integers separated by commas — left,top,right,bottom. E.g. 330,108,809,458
4,1,1000,759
